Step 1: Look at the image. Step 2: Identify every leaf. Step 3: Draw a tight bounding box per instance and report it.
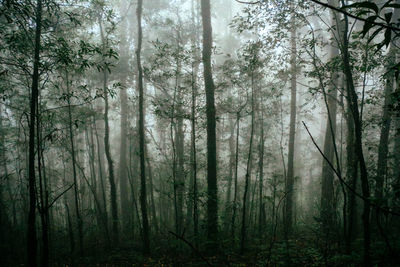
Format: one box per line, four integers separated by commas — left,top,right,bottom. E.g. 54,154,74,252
385,3,400,9
384,27,392,47
343,1,379,14
381,0,394,9
384,12,393,23
361,16,378,37
368,27,384,43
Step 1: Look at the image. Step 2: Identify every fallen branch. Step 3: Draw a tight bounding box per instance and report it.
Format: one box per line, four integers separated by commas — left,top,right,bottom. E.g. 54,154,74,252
168,231,214,267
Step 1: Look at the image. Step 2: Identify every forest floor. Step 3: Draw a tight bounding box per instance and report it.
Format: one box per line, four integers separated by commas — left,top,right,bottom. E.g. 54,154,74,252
47,235,397,267
7,230,400,266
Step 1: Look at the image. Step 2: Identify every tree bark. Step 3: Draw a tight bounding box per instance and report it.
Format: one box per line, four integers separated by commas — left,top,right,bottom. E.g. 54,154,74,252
27,1,42,265
373,1,400,226
320,4,339,238
284,15,297,238
118,0,130,236
231,112,240,241
341,5,371,264
240,73,255,254
258,108,265,236
136,0,150,253
66,72,83,256
201,0,218,250
99,18,119,244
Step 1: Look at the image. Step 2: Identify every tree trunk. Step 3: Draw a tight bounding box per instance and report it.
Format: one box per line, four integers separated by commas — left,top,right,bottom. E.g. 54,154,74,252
201,0,218,250
231,112,240,241
136,0,150,253
146,153,159,233
225,117,236,229
341,8,371,265
27,1,42,265
98,18,119,244
36,108,49,267
118,0,130,236
373,10,399,227
284,16,297,238
240,73,255,254
186,0,199,244
66,72,83,256
320,5,339,238
93,114,110,243
258,109,265,236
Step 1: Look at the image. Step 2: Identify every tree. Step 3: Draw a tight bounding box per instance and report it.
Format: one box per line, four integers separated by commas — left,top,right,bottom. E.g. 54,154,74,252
118,0,130,236
284,12,297,238
27,1,42,265
98,12,119,244
201,0,218,250
320,0,340,244
136,0,150,253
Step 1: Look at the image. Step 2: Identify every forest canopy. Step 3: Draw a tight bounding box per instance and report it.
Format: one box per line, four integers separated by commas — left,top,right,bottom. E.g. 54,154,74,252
1,0,400,266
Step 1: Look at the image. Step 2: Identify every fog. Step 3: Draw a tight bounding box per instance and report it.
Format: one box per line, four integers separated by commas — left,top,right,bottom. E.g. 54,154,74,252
1,0,400,266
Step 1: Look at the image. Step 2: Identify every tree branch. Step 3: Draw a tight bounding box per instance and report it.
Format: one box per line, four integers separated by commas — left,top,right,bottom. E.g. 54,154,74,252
310,0,400,32
302,121,400,217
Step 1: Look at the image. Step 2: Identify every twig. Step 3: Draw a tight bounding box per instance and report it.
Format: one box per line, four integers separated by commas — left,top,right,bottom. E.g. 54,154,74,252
168,231,214,267
47,183,74,209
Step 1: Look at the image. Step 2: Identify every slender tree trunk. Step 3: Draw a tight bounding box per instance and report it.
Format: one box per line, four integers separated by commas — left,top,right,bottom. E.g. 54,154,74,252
186,0,199,244
345,96,358,252
98,18,119,244
192,75,199,246
258,109,265,236
284,16,297,237
146,154,159,233
240,73,255,254
341,6,371,265
176,113,185,235
225,117,235,229
66,72,83,256
231,112,240,241
374,44,397,229
118,0,130,236
393,115,400,211
136,0,150,253
0,104,7,249
36,106,49,267
93,115,110,243
320,7,339,238
27,1,42,266
201,0,218,250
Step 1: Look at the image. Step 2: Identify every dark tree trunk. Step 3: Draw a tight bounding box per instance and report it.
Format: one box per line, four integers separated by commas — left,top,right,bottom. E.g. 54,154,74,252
136,0,150,253
284,16,297,238
320,7,339,237
258,109,265,236
66,72,83,256
99,18,119,244
345,96,358,252
27,1,42,265
240,74,255,254
373,43,397,229
225,117,235,229
393,116,400,210
93,115,110,243
231,112,240,241
118,0,130,236
201,0,218,250
341,8,371,265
